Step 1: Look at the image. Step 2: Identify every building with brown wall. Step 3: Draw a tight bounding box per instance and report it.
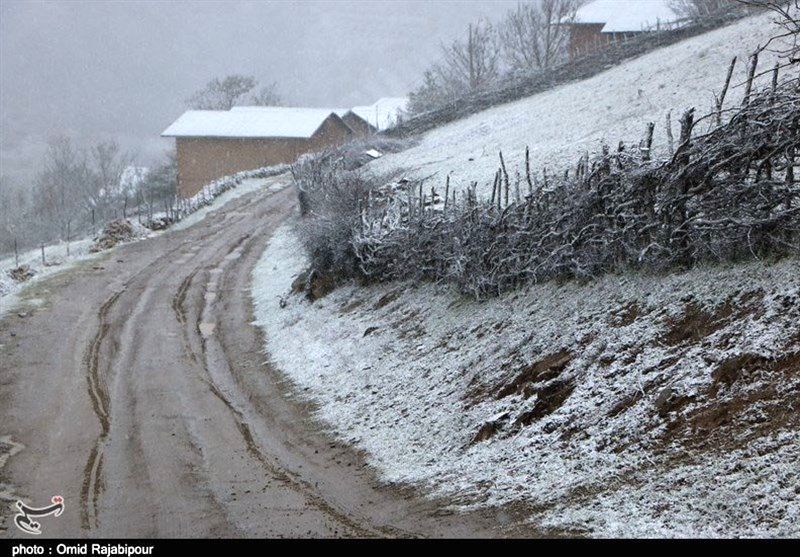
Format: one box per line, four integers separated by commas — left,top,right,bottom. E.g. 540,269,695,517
162,107,354,198
339,111,376,137
566,0,682,60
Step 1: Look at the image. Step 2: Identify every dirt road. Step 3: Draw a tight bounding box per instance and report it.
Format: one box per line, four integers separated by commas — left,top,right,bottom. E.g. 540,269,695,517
0,176,519,538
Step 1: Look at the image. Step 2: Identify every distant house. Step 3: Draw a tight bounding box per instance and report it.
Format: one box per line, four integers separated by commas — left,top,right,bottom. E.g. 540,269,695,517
161,97,409,198
161,107,353,198
566,0,682,60
337,110,376,137
349,97,408,132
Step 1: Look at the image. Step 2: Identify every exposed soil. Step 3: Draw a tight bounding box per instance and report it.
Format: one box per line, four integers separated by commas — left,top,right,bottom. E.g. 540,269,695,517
662,347,800,451
497,350,572,399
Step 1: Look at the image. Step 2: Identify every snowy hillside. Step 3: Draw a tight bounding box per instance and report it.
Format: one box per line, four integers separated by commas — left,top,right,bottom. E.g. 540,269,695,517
254,224,800,537
370,12,797,197
250,10,800,537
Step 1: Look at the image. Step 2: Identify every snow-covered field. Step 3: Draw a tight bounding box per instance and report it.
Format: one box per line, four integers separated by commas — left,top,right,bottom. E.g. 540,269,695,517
371,12,798,198
253,224,800,537
0,172,290,318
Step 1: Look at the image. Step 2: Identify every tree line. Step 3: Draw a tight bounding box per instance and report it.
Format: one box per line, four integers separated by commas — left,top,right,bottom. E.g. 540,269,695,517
0,138,178,258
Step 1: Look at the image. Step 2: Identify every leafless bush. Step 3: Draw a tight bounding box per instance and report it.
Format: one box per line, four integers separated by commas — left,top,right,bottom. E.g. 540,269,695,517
291,155,387,279
299,74,799,298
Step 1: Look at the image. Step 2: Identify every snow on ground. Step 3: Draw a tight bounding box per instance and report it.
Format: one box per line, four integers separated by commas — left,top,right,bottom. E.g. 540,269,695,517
370,12,798,198
171,172,289,231
0,237,103,318
253,223,800,537
0,171,290,318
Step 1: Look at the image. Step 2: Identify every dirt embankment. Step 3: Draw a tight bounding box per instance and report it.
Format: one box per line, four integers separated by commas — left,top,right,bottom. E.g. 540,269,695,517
256,223,800,538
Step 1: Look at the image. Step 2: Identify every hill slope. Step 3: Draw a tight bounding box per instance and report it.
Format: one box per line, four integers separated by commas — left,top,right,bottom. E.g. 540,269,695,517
252,13,800,537
255,224,799,537
371,12,796,197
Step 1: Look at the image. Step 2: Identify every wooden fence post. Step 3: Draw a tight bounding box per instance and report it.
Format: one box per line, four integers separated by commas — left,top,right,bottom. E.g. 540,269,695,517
716,57,736,126
743,50,759,106
643,122,655,162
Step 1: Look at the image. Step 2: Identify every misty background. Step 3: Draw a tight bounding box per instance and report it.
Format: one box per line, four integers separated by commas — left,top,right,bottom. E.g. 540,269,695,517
1,0,519,185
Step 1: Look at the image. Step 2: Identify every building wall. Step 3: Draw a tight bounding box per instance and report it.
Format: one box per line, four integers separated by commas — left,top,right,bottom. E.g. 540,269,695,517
341,112,376,138
568,23,612,60
174,115,353,198
568,24,642,60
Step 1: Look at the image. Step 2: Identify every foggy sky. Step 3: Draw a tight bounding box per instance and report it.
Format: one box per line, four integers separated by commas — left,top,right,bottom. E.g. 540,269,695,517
1,0,518,182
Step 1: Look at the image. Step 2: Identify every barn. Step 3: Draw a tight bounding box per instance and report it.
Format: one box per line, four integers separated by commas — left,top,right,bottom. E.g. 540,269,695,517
349,97,409,132
161,107,354,198
338,110,377,137
566,0,682,60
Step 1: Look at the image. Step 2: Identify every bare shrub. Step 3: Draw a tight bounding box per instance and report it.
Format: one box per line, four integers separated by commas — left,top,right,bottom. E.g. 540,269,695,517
367,77,799,297
291,155,385,280
299,75,799,299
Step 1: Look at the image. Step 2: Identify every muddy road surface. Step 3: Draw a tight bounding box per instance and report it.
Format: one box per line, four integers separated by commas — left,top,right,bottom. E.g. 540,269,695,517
0,176,521,538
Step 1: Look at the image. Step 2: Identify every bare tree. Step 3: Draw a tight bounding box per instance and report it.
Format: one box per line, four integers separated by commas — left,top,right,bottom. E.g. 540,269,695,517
34,137,91,239
88,140,131,215
0,175,29,254
250,82,283,106
186,74,257,110
441,19,501,92
499,0,577,72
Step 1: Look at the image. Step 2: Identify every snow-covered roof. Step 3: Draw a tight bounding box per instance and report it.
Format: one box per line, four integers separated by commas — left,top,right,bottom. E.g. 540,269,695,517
574,0,681,33
350,97,408,131
162,107,338,138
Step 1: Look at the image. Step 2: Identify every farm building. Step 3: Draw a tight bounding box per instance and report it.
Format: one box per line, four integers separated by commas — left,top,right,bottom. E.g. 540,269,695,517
161,107,354,198
566,0,683,60
349,97,409,131
338,110,377,137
